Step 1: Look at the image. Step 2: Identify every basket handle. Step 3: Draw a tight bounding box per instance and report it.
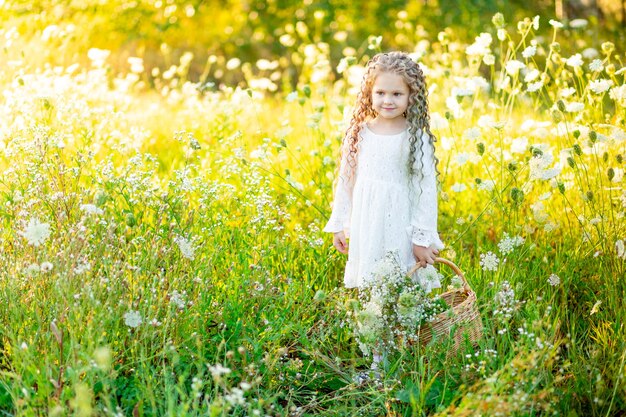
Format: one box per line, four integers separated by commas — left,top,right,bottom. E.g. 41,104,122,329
407,257,471,292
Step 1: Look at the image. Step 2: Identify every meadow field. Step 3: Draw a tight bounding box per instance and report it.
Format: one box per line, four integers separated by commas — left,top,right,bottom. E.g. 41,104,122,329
0,3,625,416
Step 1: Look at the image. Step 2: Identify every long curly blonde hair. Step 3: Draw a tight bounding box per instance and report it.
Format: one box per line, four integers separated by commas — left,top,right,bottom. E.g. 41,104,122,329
340,51,438,186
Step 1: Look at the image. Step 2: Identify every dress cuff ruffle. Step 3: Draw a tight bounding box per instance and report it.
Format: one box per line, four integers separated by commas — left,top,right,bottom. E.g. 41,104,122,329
323,219,350,236
407,226,445,249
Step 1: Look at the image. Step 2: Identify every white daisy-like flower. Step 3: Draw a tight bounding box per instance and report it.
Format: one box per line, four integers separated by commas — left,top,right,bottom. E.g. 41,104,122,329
609,84,626,103
208,363,232,379
570,19,588,29
565,102,585,113
566,54,583,68
559,87,577,98
589,79,613,94
19,218,51,247
589,59,604,72
123,310,142,328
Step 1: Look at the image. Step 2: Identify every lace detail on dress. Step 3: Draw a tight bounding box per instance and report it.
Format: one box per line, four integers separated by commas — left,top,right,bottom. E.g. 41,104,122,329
410,227,445,249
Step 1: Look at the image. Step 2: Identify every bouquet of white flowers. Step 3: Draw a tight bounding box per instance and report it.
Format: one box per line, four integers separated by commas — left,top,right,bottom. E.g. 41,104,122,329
350,251,459,357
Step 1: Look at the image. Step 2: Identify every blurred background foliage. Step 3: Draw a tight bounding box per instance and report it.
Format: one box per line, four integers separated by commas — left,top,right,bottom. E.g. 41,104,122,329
0,0,624,90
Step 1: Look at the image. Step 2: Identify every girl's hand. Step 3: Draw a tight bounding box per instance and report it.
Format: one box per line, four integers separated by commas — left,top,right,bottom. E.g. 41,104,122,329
412,244,439,267
333,231,348,254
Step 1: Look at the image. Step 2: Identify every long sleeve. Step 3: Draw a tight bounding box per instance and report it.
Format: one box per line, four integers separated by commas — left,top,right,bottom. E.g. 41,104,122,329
323,148,353,235
408,131,444,249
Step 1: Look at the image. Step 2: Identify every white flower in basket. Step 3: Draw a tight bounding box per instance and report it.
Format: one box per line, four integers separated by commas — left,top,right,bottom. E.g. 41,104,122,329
349,251,454,357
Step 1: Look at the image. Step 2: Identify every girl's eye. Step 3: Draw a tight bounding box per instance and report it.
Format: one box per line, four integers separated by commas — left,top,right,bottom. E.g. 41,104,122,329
394,92,402,96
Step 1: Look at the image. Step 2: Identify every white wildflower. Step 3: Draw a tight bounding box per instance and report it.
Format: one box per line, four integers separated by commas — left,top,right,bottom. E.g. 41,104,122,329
483,53,496,66
522,45,537,58
123,310,142,328
480,252,500,271
510,136,528,153
430,112,449,130
582,48,599,60
174,236,196,260
208,363,232,379
415,264,442,294
464,127,481,140
80,204,104,215
548,274,561,286
19,218,51,247
285,91,298,102
493,281,516,319
549,19,563,28
565,102,585,113
570,19,588,29
40,262,53,272
610,84,626,105
498,233,525,255
589,59,604,72
451,183,467,192
466,33,493,56
560,87,577,98
505,60,526,75
170,290,187,310
566,54,583,68
589,79,613,94
527,80,544,92
524,69,540,82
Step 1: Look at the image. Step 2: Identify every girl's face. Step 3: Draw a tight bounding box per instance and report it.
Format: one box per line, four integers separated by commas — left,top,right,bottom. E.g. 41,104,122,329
371,71,410,122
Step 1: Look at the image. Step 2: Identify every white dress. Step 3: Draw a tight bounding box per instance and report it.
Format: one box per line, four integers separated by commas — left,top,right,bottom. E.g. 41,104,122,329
323,124,444,288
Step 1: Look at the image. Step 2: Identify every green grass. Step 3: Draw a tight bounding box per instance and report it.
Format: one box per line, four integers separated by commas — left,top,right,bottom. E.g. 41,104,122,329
0,11,625,417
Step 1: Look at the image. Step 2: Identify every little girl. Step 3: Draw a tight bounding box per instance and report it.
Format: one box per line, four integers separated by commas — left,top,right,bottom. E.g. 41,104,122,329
324,51,444,290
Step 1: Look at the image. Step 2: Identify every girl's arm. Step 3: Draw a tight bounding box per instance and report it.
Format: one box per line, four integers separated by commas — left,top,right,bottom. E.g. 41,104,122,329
323,146,353,235
408,131,445,251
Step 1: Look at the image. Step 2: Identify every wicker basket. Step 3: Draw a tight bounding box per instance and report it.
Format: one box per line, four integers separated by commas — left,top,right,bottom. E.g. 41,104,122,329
407,257,483,351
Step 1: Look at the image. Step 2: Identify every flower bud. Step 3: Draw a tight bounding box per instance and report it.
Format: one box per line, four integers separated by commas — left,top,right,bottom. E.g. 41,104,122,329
589,130,597,142
550,42,561,53
606,64,616,75
475,178,482,184
608,167,615,181
603,152,609,162
557,182,566,194
601,41,615,55
573,144,582,155
573,130,581,139
556,100,566,112
617,154,623,164
567,156,576,168
477,142,485,155
586,191,594,201
492,13,505,28
551,109,563,122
